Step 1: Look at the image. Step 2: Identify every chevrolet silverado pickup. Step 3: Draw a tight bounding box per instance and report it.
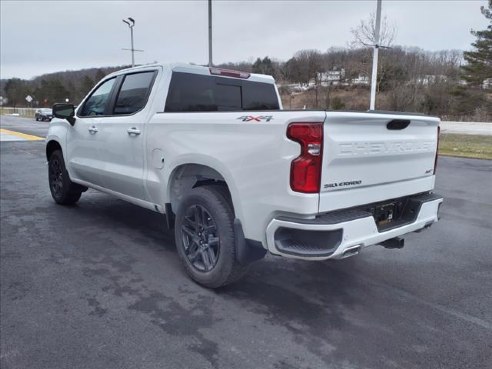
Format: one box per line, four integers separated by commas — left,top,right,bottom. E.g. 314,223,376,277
46,63,443,288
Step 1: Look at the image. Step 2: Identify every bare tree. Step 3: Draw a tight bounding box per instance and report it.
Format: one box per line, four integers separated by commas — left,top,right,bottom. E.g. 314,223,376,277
285,49,323,85
350,13,396,48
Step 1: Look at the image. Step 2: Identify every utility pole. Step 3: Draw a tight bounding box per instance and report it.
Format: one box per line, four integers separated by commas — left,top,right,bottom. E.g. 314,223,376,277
208,0,213,67
122,17,143,67
369,0,382,110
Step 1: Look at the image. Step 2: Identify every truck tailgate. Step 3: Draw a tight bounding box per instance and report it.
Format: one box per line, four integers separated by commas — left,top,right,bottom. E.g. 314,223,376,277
319,112,440,213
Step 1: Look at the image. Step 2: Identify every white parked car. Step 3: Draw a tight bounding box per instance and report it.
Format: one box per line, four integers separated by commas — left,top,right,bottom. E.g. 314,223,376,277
46,64,443,288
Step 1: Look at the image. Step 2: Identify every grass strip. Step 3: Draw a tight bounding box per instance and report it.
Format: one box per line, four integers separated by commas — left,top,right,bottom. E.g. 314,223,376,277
439,133,492,160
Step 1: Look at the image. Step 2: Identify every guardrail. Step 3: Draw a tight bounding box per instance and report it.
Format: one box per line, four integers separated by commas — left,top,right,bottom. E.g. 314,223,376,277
440,121,492,136
0,107,36,118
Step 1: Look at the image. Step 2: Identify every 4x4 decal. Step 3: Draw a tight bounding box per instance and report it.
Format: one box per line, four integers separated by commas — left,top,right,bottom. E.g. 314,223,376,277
237,115,273,122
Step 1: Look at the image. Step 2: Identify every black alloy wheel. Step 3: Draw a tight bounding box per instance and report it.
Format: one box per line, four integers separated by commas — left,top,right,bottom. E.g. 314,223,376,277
175,185,250,288
47,150,84,205
181,204,220,272
49,155,64,198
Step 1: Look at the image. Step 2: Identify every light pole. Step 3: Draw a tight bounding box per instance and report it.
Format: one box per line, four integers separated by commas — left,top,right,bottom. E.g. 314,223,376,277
208,0,213,67
122,17,143,67
369,0,382,110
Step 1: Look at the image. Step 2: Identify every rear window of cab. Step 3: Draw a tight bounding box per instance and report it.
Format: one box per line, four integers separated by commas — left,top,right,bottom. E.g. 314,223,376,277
165,72,279,112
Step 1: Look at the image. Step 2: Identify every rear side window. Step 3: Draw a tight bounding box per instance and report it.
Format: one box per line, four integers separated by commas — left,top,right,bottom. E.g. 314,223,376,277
242,82,280,110
165,72,279,112
166,73,216,112
114,71,156,115
215,83,242,111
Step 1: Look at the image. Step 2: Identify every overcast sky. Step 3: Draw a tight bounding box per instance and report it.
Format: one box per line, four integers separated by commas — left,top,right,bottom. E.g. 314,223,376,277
0,0,489,80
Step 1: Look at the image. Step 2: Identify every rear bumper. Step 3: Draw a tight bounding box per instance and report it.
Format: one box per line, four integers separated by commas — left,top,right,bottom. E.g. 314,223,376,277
265,193,443,260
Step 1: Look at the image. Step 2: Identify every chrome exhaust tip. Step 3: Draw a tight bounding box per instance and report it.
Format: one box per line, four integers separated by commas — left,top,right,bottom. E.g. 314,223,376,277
341,245,362,258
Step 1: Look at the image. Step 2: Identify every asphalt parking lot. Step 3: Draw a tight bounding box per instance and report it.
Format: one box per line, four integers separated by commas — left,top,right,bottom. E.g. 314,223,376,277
1,116,491,369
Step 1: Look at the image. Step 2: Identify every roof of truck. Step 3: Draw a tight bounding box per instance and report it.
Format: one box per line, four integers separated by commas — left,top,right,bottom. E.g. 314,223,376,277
112,63,275,84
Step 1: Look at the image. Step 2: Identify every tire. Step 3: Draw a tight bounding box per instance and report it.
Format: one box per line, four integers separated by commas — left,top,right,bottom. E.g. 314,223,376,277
48,150,83,205
174,185,248,288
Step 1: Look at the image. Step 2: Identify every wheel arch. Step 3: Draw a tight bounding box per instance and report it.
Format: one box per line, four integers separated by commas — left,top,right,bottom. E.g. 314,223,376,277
169,164,266,274
46,140,62,161
167,163,238,218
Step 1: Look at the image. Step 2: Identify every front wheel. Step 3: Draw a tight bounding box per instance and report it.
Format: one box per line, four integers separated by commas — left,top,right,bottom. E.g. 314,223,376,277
174,185,248,288
48,150,84,205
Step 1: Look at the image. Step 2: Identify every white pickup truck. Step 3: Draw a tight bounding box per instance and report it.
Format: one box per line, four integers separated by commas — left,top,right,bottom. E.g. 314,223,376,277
47,63,443,288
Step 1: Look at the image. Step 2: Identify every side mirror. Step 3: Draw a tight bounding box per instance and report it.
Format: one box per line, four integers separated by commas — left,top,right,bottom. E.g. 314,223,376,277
53,103,76,126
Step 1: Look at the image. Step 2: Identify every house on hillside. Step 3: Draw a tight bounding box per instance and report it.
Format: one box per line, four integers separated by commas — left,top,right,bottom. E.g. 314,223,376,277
316,69,346,86
277,83,310,93
417,75,448,85
351,75,370,86
482,78,492,90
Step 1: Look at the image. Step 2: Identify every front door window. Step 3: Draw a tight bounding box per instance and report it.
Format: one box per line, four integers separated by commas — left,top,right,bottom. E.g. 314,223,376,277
79,78,116,117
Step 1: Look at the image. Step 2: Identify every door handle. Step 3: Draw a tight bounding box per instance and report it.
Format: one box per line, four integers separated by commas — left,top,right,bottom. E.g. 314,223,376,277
127,127,141,136
88,126,98,134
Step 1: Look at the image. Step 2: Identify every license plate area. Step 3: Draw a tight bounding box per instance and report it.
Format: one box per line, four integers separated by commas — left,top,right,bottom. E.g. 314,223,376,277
366,199,407,231
374,203,397,226
317,192,439,233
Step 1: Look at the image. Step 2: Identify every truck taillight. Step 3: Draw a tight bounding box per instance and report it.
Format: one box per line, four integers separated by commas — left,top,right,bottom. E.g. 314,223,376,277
287,122,323,193
434,126,440,174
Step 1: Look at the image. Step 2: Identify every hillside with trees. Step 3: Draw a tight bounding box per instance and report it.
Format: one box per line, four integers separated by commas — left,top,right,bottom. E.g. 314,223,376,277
0,66,129,109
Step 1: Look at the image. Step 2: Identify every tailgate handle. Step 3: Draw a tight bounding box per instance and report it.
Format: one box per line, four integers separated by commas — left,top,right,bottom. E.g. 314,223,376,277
387,119,410,130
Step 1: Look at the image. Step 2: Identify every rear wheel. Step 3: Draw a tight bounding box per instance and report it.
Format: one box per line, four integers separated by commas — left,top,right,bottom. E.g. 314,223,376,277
48,150,83,205
175,185,248,288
